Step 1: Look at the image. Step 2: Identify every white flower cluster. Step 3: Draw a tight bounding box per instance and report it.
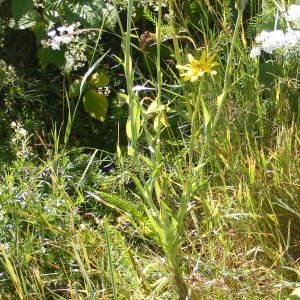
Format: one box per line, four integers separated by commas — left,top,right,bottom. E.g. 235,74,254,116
10,121,31,159
137,0,168,11
47,24,77,50
250,3,300,58
287,4,300,28
64,32,93,71
250,29,300,57
98,86,111,96
42,22,89,70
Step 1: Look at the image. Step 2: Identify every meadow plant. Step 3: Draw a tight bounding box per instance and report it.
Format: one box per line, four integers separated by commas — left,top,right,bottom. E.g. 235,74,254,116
250,2,300,57
10,121,32,160
98,0,250,298
1,0,300,299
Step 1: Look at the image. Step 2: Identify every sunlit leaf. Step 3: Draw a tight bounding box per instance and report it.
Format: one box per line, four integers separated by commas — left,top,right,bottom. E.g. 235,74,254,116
89,72,110,87
18,11,40,29
83,89,109,122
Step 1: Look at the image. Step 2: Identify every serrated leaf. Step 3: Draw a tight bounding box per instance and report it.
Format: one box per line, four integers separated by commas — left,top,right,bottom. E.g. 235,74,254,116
38,47,66,68
83,89,109,122
18,11,39,29
11,0,34,21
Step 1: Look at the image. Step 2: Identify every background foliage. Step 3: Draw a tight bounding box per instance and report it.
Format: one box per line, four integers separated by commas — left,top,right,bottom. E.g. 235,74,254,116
0,0,300,299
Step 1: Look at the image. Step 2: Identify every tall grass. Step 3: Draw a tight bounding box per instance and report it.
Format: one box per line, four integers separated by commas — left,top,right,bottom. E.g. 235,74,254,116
0,0,299,299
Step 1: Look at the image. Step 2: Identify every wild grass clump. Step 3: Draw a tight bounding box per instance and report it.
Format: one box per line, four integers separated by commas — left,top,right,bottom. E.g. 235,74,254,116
0,0,299,299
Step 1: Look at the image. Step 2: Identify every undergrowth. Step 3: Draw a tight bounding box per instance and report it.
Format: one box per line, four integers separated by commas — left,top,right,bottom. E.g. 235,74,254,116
0,0,299,299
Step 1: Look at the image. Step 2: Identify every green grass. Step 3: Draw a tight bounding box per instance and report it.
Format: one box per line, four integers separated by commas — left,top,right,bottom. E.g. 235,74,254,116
1,0,300,299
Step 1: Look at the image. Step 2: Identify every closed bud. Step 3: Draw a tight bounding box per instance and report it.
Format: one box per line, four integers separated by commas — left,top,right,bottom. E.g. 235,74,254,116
235,0,248,11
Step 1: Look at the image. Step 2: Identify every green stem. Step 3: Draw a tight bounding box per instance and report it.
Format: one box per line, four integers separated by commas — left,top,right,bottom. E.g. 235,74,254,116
169,0,182,65
155,0,162,158
211,8,243,132
198,7,244,166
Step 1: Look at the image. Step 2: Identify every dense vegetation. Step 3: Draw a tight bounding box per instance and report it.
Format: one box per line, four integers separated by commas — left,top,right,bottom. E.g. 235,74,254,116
0,0,300,299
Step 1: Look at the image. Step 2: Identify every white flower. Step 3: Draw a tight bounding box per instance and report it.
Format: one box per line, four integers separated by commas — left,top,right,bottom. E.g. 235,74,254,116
48,30,56,37
287,4,300,28
66,25,75,34
253,29,300,56
262,30,285,53
250,46,261,58
61,36,72,44
51,41,60,50
19,128,28,136
58,24,75,34
53,35,63,43
10,121,17,128
57,26,68,33
284,29,300,47
255,30,286,54
51,36,64,50
255,31,270,43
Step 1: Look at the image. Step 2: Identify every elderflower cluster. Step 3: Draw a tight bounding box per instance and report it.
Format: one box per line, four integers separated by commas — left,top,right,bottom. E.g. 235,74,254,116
42,22,90,70
45,23,78,50
250,29,300,57
287,4,300,28
64,34,89,71
252,29,300,57
250,3,300,58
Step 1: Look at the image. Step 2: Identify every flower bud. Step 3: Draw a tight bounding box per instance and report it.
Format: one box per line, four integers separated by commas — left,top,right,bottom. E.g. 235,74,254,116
235,0,248,11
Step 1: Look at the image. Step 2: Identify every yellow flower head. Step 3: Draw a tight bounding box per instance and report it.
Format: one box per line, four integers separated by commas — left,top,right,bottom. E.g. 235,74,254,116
176,51,218,82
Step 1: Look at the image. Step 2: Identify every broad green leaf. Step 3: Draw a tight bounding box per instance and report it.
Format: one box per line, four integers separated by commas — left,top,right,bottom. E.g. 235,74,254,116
38,48,66,68
83,89,109,122
11,0,34,21
31,23,48,43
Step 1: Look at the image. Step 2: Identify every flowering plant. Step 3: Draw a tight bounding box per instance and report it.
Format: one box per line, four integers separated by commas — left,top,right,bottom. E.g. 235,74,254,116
176,51,218,82
250,2,300,57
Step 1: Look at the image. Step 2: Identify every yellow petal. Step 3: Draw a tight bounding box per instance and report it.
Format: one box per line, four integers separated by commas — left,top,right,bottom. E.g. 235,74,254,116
197,71,206,77
190,76,199,82
187,53,194,63
176,64,190,70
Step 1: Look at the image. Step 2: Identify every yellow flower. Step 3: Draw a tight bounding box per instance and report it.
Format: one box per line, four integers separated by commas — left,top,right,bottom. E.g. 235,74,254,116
176,51,218,82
